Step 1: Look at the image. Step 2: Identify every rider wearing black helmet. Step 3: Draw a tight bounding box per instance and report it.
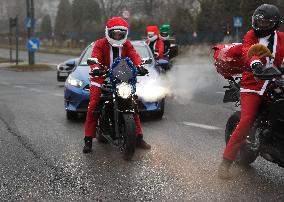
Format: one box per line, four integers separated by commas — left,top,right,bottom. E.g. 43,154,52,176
252,4,282,38
218,4,284,180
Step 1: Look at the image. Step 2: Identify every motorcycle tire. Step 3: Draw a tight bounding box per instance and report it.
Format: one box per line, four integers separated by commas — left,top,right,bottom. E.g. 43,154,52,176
225,111,258,166
122,114,136,159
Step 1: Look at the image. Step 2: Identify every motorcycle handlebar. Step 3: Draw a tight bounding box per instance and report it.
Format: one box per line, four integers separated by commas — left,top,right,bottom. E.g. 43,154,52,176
253,66,283,80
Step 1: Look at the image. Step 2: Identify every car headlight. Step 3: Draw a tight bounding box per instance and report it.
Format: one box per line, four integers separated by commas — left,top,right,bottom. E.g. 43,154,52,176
67,75,83,87
116,82,132,99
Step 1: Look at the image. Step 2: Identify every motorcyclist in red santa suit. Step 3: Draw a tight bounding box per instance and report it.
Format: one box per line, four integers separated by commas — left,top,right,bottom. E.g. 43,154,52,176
145,25,164,60
83,16,151,154
218,4,284,179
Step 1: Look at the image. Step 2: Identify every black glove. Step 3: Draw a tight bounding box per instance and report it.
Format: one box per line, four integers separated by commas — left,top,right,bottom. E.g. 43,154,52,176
137,65,149,75
251,62,263,75
90,68,105,77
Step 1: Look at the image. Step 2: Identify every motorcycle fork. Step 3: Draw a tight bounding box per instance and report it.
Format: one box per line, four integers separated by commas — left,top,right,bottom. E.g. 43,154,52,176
113,94,120,140
246,119,262,152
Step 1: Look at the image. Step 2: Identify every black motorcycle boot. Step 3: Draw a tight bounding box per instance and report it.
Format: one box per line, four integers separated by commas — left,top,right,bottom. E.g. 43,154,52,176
83,137,93,153
136,136,151,150
218,158,233,180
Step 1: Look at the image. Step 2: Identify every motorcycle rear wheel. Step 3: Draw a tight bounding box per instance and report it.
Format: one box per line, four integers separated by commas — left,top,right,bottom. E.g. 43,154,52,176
121,113,136,159
225,111,258,166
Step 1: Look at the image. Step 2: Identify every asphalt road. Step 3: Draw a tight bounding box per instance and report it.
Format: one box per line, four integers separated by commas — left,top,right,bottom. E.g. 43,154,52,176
0,48,283,201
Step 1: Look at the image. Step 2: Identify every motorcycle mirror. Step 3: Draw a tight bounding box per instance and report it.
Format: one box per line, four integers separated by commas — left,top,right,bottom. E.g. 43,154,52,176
255,67,282,80
142,57,152,64
87,58,99,65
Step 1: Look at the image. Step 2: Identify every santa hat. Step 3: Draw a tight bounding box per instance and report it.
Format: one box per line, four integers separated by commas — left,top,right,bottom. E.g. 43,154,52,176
106,16,129,30
146,26,159,35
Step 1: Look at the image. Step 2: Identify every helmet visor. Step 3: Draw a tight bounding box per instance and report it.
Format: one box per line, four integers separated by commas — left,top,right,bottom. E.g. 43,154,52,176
253,15,276,31
160,32,169,37
108,29,127,41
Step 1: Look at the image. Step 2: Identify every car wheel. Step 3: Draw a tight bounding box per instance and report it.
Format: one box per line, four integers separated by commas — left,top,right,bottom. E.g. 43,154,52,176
57,72,66,82
66,110,78,120
155,99,165,119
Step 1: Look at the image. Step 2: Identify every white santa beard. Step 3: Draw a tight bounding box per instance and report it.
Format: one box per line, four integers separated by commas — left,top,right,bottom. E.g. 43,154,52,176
148,35,158,42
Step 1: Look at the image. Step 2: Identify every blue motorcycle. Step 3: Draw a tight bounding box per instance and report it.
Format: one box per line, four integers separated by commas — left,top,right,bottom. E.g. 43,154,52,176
87,57,150,159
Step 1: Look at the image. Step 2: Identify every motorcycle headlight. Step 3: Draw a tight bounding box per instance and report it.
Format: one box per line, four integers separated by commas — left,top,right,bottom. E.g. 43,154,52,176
67,75,83,87
116,82,132,99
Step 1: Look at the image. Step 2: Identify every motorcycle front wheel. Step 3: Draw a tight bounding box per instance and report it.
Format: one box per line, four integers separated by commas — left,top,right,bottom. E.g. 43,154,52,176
121,113,136,159
225,111,258,166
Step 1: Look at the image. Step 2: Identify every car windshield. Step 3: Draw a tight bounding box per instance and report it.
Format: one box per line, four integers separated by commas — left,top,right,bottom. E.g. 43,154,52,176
79,45,93,66
79,43,151,66
134,45,151,59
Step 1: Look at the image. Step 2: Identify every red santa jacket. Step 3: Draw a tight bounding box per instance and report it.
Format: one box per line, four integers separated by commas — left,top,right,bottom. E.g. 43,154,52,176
90,38,142,84
241,30,284,95
145,38,164,59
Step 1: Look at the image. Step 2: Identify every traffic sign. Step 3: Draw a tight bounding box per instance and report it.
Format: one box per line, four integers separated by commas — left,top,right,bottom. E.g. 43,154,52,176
25,17,35,29
233,16,243,27
27,37,40,52
122,10,130,19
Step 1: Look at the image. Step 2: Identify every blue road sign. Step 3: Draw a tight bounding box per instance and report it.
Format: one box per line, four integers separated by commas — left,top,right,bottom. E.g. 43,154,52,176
25,17,35,29
233,16,243,27
27,37,40,52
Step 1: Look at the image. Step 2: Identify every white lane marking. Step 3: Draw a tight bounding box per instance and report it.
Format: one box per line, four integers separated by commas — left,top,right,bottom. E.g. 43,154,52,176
51,93,64,97
13,85,26,89
29,88,44,93
0,82,11,85
22,83,41,85
216,91,225,94
182,121,221,130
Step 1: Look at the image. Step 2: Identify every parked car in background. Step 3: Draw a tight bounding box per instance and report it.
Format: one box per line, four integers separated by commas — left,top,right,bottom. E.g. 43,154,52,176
57,58,79,81
64,41,170,120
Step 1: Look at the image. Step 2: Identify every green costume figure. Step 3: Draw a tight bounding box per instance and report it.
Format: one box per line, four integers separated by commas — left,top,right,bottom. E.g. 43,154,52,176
159,24,171,59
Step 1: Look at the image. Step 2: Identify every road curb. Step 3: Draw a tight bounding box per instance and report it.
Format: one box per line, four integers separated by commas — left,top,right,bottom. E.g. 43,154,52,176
0,62,57,71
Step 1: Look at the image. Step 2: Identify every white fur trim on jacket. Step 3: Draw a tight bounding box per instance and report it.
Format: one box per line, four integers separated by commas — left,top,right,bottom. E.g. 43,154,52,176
240,80,269,96
109,44,122,66
90,81,102,88
250,60,262,67
147,35,158,42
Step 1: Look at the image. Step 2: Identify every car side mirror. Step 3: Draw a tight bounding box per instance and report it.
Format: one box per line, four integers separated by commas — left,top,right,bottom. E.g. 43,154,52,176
169,44,178,59
65,60,76,68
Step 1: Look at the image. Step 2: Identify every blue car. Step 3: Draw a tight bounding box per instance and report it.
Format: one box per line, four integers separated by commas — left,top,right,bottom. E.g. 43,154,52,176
64,41,168,120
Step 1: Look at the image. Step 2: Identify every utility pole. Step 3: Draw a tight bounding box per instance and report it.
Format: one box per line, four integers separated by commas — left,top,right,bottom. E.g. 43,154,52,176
9,18,12,62
26,0,35,65
9,16,18,64
15,16,19,65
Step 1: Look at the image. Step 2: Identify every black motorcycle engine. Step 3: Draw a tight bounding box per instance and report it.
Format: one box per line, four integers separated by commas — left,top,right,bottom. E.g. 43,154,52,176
267,86,284,102
268,99,284,135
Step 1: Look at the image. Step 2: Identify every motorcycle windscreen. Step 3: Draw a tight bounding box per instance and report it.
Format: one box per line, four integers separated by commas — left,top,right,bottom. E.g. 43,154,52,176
112,60,134,82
